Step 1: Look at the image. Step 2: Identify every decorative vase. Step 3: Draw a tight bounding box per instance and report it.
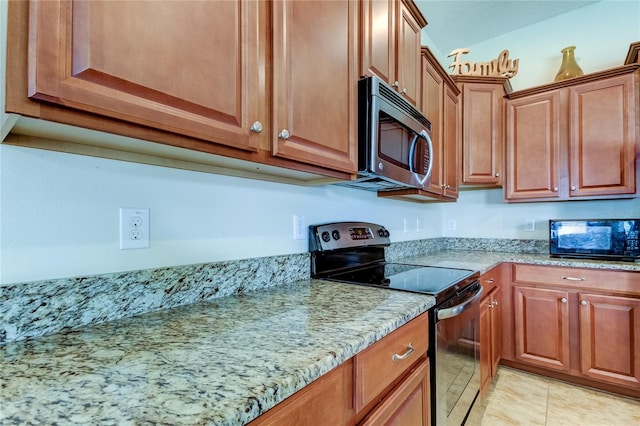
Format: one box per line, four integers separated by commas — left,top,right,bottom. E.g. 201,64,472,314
554,46,584,81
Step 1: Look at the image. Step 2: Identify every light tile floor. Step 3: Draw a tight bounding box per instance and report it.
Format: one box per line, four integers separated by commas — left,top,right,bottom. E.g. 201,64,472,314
474,367,640,426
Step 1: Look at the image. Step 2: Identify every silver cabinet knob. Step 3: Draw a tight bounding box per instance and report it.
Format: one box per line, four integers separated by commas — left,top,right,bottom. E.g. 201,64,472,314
553,187,559,192
278,129,290,140
392,81,399,88
400,88,407,95
493,300,499,307
561,297,568,304
495,172,500,177
570,185,577,191
250,121,263,133
581,300,588,306
485,279,494,284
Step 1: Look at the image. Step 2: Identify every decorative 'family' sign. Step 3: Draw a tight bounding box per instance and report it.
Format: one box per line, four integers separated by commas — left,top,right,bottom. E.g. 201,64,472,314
448,48,519,78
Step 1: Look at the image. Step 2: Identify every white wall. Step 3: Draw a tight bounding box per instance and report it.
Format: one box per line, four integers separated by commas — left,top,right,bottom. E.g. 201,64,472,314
445,189,640,239
425,0,640,91
1,1,639,285
0,146,443,284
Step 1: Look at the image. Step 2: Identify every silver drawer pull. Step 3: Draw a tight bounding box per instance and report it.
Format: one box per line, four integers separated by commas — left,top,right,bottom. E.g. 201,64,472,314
561,276,585,281
392,343,414,361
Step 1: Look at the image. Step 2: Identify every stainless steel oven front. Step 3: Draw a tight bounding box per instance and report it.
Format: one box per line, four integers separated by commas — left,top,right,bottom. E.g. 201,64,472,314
432,282,483,426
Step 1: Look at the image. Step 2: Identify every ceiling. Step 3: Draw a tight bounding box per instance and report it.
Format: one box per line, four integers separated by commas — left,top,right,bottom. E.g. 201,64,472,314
415,0,601,54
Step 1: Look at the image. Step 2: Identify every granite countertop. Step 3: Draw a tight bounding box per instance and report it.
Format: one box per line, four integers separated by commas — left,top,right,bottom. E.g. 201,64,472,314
400,250,640,274
2,250,638,425
0,280,434,425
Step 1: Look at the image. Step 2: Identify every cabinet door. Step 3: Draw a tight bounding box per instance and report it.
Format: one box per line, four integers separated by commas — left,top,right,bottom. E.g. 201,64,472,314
491,289,502,376
461,83,504,185
568,74,637,197
579,293,640,389
248,360,355,426
513,286,570,371
272,0,357,173
420,54,445,195
396,0,422,106
479,294,492,397
28,0,262,151
480,286,502,398
360,0,396,86
443,85,460,198
505,90,562,200
359,358,430,426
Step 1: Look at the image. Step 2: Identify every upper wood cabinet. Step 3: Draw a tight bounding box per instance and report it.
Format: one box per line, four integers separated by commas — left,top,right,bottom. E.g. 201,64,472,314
28,0,262,152
7,0,357,182
360,0,427,106
453,76,510,187
505,66,639,202
271,0,358,172
377,46,460,203
420,47,460,199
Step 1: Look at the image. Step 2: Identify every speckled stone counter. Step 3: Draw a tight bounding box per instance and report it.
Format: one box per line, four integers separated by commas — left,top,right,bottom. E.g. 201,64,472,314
400,250,640,274
0,280,434,425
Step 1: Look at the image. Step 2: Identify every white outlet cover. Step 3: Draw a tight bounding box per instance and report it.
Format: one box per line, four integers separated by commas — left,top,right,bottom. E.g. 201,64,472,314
120,208,150,249
293,214,306,240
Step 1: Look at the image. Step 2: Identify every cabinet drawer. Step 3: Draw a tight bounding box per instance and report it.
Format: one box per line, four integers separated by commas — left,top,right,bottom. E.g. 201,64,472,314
354,313,429,412
512,264,640,295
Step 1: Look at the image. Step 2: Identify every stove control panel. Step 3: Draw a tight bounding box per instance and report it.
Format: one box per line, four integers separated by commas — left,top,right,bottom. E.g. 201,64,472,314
309,221,391,252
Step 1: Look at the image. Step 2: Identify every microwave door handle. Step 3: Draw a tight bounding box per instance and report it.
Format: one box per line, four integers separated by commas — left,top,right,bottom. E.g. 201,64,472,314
409,130,434,186
408,133,420,173
421,130,434,182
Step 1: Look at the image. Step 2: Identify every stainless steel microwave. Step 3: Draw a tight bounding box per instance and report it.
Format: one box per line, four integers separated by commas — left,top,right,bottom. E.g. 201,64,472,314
549,219,640,261
337,76,434,191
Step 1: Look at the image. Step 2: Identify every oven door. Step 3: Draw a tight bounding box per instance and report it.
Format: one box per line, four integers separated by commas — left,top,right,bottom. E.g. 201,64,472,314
433,283,483,426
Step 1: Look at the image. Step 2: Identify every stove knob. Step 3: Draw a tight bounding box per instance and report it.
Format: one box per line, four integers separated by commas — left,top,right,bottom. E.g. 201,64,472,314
378,228,386,237
321,231,331,242
384,229,390,237
332,230,341,240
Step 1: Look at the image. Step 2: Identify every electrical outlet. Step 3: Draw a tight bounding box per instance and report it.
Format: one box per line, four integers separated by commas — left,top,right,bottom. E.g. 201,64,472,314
293,214,306,240
448,219,457,231
526,218,536,232
403,218,408,233
120,208,149,249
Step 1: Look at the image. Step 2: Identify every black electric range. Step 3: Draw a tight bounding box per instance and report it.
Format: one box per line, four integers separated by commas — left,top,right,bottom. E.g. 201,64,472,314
309,221,479,304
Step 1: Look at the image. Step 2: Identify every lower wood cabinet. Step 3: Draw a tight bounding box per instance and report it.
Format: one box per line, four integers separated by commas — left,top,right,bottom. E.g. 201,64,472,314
513,285,571,372
579,292,640,389
479,265,504,398
504,263,640,397
248,359,355,426
359,358,430,426
249,313,430,425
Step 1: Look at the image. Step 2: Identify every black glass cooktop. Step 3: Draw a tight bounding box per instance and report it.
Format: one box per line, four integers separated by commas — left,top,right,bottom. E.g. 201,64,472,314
326,263,477,296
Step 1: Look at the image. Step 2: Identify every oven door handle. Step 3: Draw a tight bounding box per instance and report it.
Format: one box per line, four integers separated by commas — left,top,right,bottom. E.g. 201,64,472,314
436,285,484,320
